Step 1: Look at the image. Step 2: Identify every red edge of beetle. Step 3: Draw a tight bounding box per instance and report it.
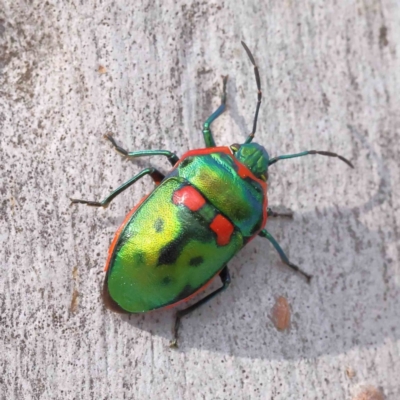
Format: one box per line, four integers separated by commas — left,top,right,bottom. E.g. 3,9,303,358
162,273,217,310
104,194,150,272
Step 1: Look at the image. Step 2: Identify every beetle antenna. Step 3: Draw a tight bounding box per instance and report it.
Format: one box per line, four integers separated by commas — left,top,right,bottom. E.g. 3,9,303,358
241,41,262,144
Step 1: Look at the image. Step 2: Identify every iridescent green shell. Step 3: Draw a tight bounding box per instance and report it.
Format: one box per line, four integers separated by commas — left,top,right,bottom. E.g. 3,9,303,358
105,148,267,313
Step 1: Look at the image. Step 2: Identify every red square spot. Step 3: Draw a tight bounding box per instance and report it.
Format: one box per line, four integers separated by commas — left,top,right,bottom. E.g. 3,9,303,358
173,186,206,211
210,214,234,246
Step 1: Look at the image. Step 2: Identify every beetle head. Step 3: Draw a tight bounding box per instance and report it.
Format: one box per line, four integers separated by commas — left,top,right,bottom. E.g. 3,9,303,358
231,143,269,181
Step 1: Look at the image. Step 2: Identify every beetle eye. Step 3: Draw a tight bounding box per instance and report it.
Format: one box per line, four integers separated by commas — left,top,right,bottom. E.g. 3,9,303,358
230,143,241,152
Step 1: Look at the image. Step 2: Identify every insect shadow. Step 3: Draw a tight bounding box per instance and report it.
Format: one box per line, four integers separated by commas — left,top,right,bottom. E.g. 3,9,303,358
116,125,399,360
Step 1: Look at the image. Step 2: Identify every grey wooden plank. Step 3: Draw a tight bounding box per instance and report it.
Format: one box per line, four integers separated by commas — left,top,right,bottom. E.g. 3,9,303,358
1,0,400,399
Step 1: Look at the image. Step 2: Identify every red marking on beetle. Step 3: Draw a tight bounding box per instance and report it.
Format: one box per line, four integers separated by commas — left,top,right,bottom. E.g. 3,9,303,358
173,186,206,211
236,162,251,179
177,146,232,162
209,214,234,246
104,194,149,272
173,146,269,240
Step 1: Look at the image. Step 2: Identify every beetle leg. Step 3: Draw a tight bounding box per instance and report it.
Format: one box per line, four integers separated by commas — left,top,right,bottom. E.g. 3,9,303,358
259,229,312,283
268,150,354,168
105,134,179,166
170,266,231,348
202,75,228,148
267,207,293,219
70,167,165,208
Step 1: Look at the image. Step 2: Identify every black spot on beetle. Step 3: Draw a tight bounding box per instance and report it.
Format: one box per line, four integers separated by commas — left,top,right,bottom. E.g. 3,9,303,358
157,211,213,266
158,236,185,265
189,256,204,267
162,276,172,285
154,218,164,233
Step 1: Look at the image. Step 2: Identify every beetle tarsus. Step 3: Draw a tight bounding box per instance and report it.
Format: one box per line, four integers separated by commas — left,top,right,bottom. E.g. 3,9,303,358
267,208,293,219
70,198,106,208
221,75,228,104
104,134,129,156
170,313,182,348
286,261,312,283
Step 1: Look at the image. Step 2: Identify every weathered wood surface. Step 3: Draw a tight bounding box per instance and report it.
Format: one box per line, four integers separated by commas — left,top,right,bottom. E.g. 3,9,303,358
1,1,400,399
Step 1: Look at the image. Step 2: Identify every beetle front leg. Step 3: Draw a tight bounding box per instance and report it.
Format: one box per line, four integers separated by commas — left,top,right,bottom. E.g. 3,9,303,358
259,229,312,282
170,266,231,348
202,76,228,148
70,167,165,208
105,134,179,166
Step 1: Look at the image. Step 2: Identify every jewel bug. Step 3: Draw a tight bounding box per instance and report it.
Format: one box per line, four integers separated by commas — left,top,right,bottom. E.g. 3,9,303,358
71,42,353,346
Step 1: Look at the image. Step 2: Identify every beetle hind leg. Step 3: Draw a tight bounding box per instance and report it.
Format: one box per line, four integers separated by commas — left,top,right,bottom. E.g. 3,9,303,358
202,76,228,148
170,265,231,348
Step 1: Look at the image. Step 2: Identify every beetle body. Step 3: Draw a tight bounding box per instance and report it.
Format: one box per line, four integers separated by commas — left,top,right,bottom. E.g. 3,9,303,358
104,146,268,313
71,42,353,345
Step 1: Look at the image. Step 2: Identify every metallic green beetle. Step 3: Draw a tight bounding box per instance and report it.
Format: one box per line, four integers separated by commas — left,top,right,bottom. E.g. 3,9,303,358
71,42,353,346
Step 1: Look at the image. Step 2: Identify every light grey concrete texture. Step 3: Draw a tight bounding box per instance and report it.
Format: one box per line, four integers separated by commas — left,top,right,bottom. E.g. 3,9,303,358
1,1,400,399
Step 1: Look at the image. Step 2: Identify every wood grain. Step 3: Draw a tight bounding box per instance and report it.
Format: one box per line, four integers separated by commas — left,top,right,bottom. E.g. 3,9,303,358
1,1,400,399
